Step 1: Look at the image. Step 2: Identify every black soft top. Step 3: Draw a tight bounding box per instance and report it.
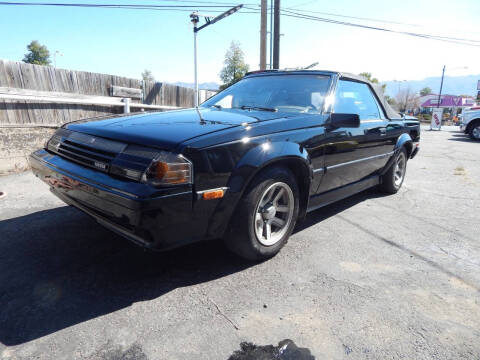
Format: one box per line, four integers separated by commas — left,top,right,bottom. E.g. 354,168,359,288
245,70,401,120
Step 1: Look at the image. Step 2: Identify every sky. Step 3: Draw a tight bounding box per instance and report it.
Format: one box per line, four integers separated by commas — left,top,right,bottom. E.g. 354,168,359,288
1,0,479,87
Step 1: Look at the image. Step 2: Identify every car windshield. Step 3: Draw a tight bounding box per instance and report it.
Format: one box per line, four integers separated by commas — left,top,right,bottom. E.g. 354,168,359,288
202,74,331,114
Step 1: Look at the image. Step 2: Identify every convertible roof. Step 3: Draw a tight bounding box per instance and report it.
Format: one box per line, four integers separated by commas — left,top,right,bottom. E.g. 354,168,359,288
339,72,401,120
245,69,402,120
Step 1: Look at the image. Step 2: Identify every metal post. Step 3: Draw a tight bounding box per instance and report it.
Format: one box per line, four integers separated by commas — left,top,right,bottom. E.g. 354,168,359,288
190,5,242,104
123,98,131,113
194,28,198,107
260,0,267,70
269,0,273,69
273,0,280,69
437,65,446,109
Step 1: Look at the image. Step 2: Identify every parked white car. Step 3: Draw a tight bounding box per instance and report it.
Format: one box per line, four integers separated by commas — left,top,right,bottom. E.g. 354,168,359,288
460,106,480,140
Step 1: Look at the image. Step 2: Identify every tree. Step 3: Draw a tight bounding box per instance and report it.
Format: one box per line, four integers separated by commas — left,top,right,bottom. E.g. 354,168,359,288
359,72,386,92
420,87,432,96
385,95,397,107
141,69,155,82
219,41,249,90
395,86,419,113
23,40,51,65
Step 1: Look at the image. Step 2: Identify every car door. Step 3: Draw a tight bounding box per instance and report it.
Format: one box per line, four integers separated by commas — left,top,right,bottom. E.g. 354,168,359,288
317,79,394,193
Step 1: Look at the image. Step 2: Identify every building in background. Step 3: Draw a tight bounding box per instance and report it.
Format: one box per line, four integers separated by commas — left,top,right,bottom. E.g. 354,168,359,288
419,94,476,120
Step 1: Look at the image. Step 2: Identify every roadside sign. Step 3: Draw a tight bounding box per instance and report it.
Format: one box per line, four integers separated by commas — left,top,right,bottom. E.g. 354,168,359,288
431,108,443,130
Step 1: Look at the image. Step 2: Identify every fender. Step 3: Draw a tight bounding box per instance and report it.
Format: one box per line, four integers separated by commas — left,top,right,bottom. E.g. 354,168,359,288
205,140,313,238
395,132,413,155
466,118,480,134
380,133,412,176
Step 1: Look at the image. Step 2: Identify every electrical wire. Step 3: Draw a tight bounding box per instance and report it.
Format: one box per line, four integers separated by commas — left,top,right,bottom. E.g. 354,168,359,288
280,8,480,47
283,5,421,27
1,1,479,47
0,1,236,8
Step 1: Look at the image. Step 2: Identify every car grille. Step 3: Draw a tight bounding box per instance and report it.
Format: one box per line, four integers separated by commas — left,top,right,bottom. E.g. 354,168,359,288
50,131,127,172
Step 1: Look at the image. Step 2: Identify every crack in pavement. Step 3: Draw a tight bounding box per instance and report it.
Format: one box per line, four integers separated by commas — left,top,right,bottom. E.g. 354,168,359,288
337,215,480,293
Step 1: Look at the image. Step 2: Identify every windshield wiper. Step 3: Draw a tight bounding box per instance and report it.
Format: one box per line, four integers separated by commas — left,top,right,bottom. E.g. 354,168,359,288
237,105,277,112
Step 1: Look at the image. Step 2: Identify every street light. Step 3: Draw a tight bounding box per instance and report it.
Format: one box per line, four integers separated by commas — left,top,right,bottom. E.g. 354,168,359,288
53,50,63,68
393,79,407,94
190,4,243,107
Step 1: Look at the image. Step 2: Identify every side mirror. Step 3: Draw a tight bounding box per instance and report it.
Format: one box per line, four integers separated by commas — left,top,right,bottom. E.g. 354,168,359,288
329,113,360,128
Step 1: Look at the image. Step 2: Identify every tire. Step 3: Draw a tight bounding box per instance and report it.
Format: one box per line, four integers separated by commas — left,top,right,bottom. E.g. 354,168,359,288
225,166,299,261
379,148,407,194
469,123,480,141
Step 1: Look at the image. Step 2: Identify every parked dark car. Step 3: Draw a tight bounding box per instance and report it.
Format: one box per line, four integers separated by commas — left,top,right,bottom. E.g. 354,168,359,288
30,70,420,260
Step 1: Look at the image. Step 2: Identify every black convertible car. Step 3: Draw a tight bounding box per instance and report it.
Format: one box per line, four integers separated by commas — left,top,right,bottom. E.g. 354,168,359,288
30,70,420,260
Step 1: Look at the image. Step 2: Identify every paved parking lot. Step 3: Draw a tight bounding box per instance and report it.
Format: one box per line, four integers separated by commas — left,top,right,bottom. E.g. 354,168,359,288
0,126,479,360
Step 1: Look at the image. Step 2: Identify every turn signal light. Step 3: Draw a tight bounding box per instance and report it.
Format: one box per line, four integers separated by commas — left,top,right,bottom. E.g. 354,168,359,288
202,189,224,200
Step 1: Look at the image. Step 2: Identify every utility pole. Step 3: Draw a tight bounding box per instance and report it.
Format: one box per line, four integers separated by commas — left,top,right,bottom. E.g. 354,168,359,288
269,0,273,69
190,5,243,107
272,0,280,69
260,0,267,70
436,65,446,108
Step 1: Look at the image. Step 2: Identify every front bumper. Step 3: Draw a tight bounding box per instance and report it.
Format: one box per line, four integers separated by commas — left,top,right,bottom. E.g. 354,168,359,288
410,141,420,159
29,149,198,250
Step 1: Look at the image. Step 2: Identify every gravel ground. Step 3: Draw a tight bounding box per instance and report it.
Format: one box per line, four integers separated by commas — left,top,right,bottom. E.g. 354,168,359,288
0,126,479,360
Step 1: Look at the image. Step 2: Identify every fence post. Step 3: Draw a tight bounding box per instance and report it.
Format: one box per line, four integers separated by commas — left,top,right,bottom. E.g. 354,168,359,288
123,98,131,113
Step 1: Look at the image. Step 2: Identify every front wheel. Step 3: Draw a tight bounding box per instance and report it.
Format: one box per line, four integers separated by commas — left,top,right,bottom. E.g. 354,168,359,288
225,166,299,261
469,123,480,141
379,148,407,194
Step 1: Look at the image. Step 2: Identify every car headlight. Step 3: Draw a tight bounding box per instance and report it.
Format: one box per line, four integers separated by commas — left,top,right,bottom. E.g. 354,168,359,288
142,152,193,186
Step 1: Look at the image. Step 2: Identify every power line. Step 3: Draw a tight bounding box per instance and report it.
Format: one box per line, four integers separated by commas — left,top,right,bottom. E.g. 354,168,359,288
280,9,480,47
283,6,422,27
281,7,480,43
0,1,237,8
2,1,479,47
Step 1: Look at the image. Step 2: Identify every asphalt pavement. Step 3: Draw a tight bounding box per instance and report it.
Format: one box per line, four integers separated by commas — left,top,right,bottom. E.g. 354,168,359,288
0,126,479,360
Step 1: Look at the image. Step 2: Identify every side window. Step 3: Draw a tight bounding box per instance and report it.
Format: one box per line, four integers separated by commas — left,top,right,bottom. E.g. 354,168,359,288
334,80,381,120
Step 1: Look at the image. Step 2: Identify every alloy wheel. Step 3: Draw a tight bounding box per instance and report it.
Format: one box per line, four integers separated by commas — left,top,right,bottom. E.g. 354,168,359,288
394,152,406,187
254,182,295,246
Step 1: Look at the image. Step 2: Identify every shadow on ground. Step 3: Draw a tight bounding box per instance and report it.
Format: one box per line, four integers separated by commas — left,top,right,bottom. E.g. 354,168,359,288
448,133,478,143
0,206,250,346
3,188,464,347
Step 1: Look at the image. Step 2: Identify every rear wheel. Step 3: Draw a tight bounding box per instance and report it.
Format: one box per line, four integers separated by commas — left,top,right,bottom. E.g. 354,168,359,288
379,148,407,194
225,166,299,261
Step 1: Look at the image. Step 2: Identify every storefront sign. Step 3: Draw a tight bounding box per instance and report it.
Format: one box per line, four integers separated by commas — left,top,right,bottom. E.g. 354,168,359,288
431,108,443,130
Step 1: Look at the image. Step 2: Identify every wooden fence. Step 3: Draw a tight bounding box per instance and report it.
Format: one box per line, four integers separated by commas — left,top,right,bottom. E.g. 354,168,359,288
0,59,217,174
0,60,216,126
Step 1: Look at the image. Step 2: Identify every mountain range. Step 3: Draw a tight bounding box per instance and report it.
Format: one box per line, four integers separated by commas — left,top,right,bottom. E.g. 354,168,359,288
173,82,220,90
383,74,480,97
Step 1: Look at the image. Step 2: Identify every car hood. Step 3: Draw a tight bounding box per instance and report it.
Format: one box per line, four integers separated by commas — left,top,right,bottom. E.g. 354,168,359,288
66,108,286,150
